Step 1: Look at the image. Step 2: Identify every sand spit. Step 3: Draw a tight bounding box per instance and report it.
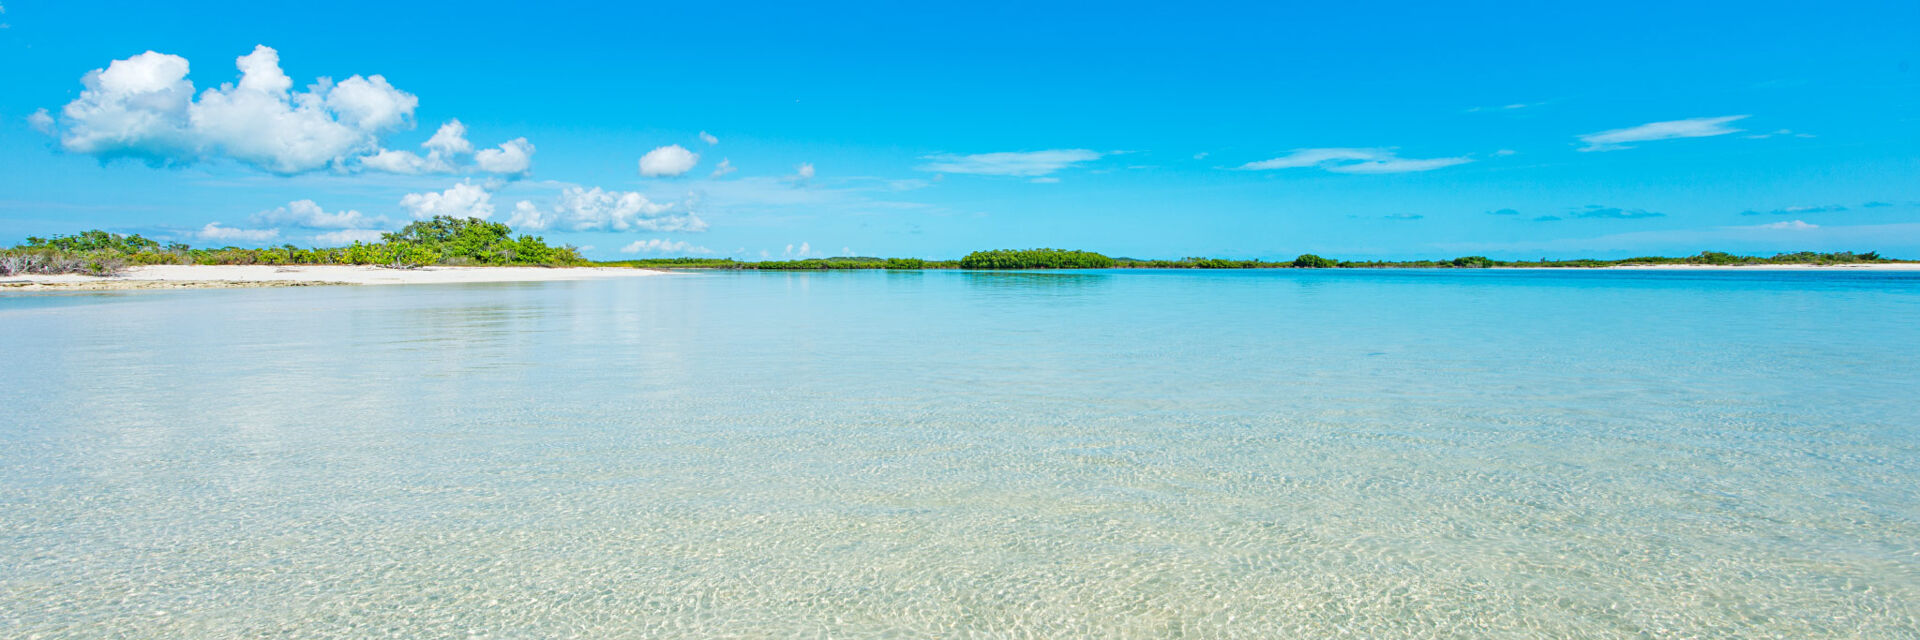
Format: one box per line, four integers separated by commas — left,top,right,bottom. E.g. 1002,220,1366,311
2,265,669,290
1595,263,1920,271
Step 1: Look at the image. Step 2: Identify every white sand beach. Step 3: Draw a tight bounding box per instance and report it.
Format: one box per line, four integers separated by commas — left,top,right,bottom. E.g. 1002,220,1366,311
2,264,671,290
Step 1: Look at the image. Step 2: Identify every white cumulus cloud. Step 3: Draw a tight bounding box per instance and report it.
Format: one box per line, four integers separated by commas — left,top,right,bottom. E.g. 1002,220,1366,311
509,186,707,233
359,120,467,174
709,158,736,178
400,181,494,220
1576,116,1748,152
916,149,1102,176
362,120,533,176
359,148,437,174
27,108,54,134
639,144,699,177
793,162,815,183
475,137,534,175
423,119,473,155
41,45,421,174
251,199,383,229
698,131,719,145
506,200,552,231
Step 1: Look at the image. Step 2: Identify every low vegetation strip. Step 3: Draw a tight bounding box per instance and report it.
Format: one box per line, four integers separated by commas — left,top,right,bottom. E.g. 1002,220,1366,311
605,249,1903,270
1,217,583,276
4,221,1905,277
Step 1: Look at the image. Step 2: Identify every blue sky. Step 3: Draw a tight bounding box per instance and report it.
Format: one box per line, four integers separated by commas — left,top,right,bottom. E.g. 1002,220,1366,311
1,1,1916,260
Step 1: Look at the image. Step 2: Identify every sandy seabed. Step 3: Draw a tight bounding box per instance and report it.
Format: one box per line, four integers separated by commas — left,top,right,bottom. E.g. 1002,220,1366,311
1,264,670,290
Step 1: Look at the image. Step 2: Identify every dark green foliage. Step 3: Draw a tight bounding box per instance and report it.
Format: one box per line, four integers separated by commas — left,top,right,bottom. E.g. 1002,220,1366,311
8,227,1909,278
22,230,162,254
1450,256,1497,268
958,249,1116,269
1292,254,1337,268
3,219,583,276
1112,257,1273,268
590,248,1906,272
380,216,581,265
599,257,746,269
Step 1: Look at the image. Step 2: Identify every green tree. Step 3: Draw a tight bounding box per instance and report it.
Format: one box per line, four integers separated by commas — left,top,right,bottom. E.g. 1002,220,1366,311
1292,254,1336,268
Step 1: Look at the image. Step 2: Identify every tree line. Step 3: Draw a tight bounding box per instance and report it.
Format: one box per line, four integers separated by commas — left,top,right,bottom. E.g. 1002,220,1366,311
2,217,583,276
4,222,1903,278
609,249,1902,271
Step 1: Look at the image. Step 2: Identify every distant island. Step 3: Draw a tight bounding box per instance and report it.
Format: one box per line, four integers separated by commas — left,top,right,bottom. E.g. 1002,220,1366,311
608,250,1906,270
2,217,1909,279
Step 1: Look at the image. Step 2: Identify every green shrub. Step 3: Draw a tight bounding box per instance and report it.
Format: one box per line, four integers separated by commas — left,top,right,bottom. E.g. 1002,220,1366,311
959,249,1115,269
1291,254,1336,268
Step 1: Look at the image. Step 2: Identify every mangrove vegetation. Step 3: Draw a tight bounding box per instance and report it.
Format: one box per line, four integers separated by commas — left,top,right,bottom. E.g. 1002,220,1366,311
3,221,1907,278
2,217,584,276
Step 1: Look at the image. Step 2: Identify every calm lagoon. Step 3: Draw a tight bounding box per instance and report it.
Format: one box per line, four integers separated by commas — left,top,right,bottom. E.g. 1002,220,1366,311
3,269,1918,637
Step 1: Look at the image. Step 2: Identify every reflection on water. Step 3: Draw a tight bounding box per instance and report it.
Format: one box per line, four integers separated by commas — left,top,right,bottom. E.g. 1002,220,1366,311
3,270,1919,638
960,270,1114,300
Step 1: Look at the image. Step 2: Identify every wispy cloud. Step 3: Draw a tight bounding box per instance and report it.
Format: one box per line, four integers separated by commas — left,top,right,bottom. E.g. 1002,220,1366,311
1570,205,1664,219
1465,101,1547,113
1383,213,1424,221
1487,208,1521,216
917,149,1103,177
1435,222,1920,255
1746,220,1818,231
620,238,710,254
1740,204,1846,216
195,222,279,243
1236,148,1471,174
1744,129,1814,140
1576,116,1748,152
313,229,386,245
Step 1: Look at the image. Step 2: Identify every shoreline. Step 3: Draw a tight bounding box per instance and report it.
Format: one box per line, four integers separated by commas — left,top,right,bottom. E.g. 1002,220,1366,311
2,264,669,291
5,262,1915,290
1590,263,1920,270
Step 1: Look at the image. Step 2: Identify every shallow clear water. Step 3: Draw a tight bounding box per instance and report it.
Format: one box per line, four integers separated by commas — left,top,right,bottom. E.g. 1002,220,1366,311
3,269,1919,638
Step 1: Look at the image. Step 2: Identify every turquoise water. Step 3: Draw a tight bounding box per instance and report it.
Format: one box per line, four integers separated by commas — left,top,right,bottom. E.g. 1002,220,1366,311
3,269,1918,637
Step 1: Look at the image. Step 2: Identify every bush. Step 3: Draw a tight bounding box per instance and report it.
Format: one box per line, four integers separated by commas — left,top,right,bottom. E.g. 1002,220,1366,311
1291,254,1336,268
1450,255,1497,268
959,249,1115,269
